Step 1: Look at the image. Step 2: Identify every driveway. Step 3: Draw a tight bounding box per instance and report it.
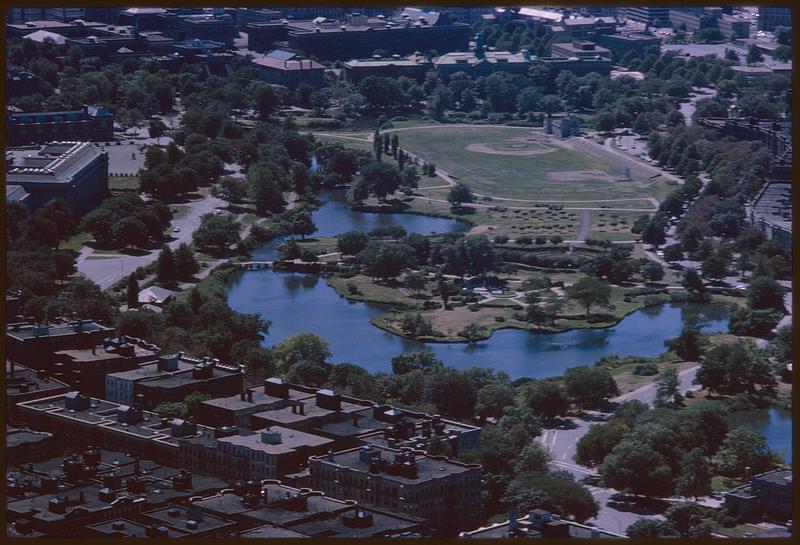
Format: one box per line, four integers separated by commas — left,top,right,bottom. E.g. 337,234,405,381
77,193,226,290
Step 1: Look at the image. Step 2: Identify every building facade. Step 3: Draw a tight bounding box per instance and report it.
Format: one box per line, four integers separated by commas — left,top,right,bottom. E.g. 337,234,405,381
309,444,482,536
251,55,326,88
757,7,792,32
622,7,671,26
5,142,109,217
6,106,114,146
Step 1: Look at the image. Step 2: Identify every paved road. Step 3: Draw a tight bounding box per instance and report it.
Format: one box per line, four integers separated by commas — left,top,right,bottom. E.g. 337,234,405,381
77,193,225,290
577,209,591,241
613,364,701,405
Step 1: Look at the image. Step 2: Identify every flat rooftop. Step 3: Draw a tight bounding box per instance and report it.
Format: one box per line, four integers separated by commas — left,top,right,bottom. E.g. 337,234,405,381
240,524,309,538
6,361,69,395
6,427,53,448
252,399,365,425
218,426,333,455
7,320,111,341
322,445,477,483
201,388,315,411
86,519,188,538
141,505,237,535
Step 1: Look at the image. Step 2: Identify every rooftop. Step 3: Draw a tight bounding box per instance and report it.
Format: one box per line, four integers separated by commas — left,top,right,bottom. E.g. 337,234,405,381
6,427,53,448
85,519,188,538
141,505,237,535
316,445,478,483
7,320,111,341
218,426,333,454
252,56,325,71
6,361,70,396
240,524,308,538
201,387,315,411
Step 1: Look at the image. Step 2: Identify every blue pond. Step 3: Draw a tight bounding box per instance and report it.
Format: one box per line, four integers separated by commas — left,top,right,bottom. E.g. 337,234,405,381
228,192,730,380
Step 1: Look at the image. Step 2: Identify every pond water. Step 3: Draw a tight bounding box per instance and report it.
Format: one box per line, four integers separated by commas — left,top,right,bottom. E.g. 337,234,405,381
725,408,792,464
228,192,730,379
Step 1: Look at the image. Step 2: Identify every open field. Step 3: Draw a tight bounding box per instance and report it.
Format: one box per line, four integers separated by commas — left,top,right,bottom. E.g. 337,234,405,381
108,175,140,192
393,126,671,203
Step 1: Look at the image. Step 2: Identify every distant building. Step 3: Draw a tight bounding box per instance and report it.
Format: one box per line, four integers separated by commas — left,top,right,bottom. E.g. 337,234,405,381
594,31,661,59
6,320,114,371
6,19,107,38
251,55,326,88
622,7,671,26
181,14,238,46
7,426,57,464
105,353,244,409
53,337,159,397
137,286,177,307
6,361,71,421
247,10,470,61
560,16,618,38
230,7,282,30
6,106,114,146
117,7,167,32
545,114,582,138
178,425,334,481
194,480,428,538
344,53,432,82
718,14,751,38
309,444,482,536
724,469,792,521
749,183,792,252
6,185,30,210
461,508,627,538
757,7,792,32
551,40,612,59
435,50,531,79
6,445,228,537
540,55,612,76
4,142,109,217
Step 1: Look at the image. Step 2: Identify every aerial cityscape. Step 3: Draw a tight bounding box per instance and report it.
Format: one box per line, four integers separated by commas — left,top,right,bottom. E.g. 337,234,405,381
4,4,793,540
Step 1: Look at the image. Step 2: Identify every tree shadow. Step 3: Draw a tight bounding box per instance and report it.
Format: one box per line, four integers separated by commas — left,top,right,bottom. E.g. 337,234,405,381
118,247,151,257
450,206,477,215
544,417,578,430
607,495,671,516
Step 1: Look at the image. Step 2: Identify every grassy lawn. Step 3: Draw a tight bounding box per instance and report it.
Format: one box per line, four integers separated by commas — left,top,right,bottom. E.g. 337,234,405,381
59,232,92,251
589,210,645,240
713,523,769,538
393,126,670,203
171,205,191,221
312,133,373,152
109,175,140,192
711,475,747,493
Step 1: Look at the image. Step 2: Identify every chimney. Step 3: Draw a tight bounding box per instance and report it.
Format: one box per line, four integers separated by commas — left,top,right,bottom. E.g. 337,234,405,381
240,391,246,401
298,402,304,415
246,389,253,403
10,361,14,377
264,377,289,398
326,449,334,462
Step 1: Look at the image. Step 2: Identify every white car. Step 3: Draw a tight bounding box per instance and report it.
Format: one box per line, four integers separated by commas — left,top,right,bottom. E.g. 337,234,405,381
172,227,180,233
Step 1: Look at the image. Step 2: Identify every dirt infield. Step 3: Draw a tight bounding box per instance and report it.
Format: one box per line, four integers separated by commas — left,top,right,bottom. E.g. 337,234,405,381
465,141,558,156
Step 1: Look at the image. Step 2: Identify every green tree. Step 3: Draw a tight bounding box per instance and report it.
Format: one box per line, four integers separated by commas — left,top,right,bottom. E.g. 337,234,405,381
281,208,316,240
664,502,713,538
682,268,706,294
126,273,139,309
654,367,683,408
675,448,712,500
640,261,665,282
474,382,516,420
626,519,679,537
336,231,369,256
641,218,667,248
156,245,177,286
566,277,611,316
747,275,786,311
422,371,477,419
44,277,117,324
113,217,148,249
746,44,764,64
184,391,211,417
694,339,777,395
701,253,729,280
404,271,428,296
574,422,628,468
519,380,570,420
192,213,241,255
247,164,286,215
174,243,199,280
713,427,779,479
514,443,550,474
212,176,247,207
599,438,674,497
390,349,443,375
505,471,599,523
665,326,705,361
447,182,474,209
272,333,331,373
362,161,401,201
460,323,487,343
564,366,619,409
